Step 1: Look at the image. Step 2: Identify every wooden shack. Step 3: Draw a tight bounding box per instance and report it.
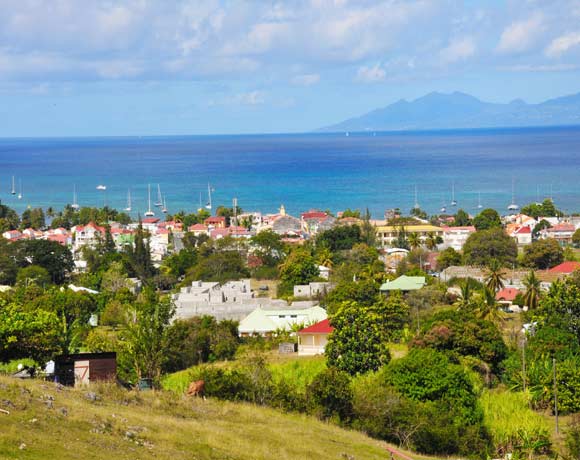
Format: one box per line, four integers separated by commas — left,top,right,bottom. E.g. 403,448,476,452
54,352,116,387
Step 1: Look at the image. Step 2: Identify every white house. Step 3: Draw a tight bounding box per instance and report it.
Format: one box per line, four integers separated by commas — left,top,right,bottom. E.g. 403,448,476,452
297,319,334,356
238,306,327,336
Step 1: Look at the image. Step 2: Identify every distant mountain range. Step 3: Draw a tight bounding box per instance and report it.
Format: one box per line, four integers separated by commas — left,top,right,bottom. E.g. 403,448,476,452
320,91,580,132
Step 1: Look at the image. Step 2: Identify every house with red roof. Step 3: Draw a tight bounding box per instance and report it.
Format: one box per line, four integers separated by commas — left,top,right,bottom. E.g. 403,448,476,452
204,216,227,228
541,223,575,245
511,225,532,245
297,319,334,356
2,230,22,241
188,223,209,236
549,261,580,275
72,222,106,250
496,287,521,304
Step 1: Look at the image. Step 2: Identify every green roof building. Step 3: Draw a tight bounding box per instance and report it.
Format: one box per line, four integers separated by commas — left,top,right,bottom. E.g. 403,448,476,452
380,275,426,293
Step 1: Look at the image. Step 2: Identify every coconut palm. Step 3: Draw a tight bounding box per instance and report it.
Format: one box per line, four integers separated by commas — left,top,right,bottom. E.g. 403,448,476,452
522,270,541,310
485,259,506,293
316,247,334,268
408,232,421,250
475,286,504,324
425,232,438,251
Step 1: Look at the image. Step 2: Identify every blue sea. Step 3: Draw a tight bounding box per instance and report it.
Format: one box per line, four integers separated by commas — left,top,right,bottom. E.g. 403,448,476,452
1,126,580,219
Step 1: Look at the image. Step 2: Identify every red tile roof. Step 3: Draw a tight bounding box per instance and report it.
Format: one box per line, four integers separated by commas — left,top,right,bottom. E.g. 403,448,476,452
301,210,328,220
514,226,531,234
548,261,580,274
298,319,333,334
188,224,209,231
142,217,160,224
546,223,575,232
496,287,520,302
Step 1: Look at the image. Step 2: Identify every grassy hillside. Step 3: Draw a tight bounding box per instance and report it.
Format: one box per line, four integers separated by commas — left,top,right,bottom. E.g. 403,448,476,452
0,375,427,460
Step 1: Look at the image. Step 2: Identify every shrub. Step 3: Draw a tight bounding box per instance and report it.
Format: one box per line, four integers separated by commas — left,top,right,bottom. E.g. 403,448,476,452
307,367,353,422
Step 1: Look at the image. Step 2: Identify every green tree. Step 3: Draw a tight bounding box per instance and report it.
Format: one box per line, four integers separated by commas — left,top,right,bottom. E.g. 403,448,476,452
533,219,552,239
521,199,562,219
485,259,506,292
326,300,391,375
425,232,441,251
317,225,363,251
523,271,541,310
20,207,45,229
463,228,517,267
307,367,353,421
0,300,63,363
250,229,284,267
394,225,409,250
13,239,74,284
407,232,421,250
122,293,175,385
0,204,20,232
188,250,249,283
522,238,564,269
16,265,51,287
125,219,155,280
573,229,580,248
436,247,462,270
361,208,377,247
278,248,319,295
453,209,471,226
473,208,502,231
474,286,504,325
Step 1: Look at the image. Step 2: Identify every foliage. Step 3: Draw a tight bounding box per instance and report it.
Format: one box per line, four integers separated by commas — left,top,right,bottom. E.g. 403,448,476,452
0,204,20,232
250,229,284,267
323,279,379,314
0,358,37,374
522,238,564,269
533,219,552,238
521,199,561,219
453,209,472,226
536,277,580,341
410,207,427,220
566,415,580,460
20,207,45,229
16,265,51,287
0,300,63,363
436,246,462,270
13,239,74,284
124,220,155,280
382,348,481,424
187,250,249,283
317,225,363,251
307,367,353,421
480,390,551,458
326,300,392,375
278,248,319,296
122,292,175,385
473,208,502,231
50,205,131,229
522,271,541,310
164,316,239,373
341,208,361,218
484,259,506,292
573,228,580,248
412,309,507,373
463,228,517,267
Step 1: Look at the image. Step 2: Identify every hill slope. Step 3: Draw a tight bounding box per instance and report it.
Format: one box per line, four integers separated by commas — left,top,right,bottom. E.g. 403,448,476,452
320,91,580,132
0,375,413,460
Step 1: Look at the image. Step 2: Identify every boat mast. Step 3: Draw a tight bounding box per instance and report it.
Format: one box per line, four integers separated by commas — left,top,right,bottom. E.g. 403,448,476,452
11,176,15,195
413,185,419,209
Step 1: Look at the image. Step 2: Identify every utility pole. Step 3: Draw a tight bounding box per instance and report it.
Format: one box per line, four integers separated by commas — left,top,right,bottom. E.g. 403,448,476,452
553,357,559,434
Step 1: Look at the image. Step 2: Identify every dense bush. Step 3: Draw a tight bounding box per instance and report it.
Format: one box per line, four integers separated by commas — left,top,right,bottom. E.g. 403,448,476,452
412,310,508,373
306,367,353,422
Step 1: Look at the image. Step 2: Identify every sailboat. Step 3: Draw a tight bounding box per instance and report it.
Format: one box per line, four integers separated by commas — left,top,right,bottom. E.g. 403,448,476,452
125,189,132,212
440,199,447,214
17,180,22,200
11,176,16,195
155,184,163,207
507,179,519,212
477,192,483,209
413,185,420,209
71,185,80,210
162,196,168,214
205,183,213,210
145,184,155,217
451,182,457,207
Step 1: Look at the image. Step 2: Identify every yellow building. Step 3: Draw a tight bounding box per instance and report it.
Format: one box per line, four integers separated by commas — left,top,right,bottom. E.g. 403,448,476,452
375,224,444,248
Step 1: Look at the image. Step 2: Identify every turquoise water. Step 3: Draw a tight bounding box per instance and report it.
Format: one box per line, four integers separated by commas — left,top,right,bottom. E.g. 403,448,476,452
1,126,580,218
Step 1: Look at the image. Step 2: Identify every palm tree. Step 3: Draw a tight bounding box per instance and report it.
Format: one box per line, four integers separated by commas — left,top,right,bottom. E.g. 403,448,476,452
475,286,505,325
408,232,421,250
485,259,506,293
522,270,541,310
425,232,438,251
455,279,473,311
316,247,334,268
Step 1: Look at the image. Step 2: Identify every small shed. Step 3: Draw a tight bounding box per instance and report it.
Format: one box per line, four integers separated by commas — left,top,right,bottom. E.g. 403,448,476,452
53,352,116,387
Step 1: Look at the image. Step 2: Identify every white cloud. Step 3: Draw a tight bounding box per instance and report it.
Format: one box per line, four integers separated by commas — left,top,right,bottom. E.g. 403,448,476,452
440,37,476,64
545,32,580,58
355,63,386,83
497,13,544,54
291,73,320,86
208,90,266,107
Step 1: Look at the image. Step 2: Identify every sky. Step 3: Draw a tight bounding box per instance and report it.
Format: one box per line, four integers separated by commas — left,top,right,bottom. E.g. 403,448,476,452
1,0,580,137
